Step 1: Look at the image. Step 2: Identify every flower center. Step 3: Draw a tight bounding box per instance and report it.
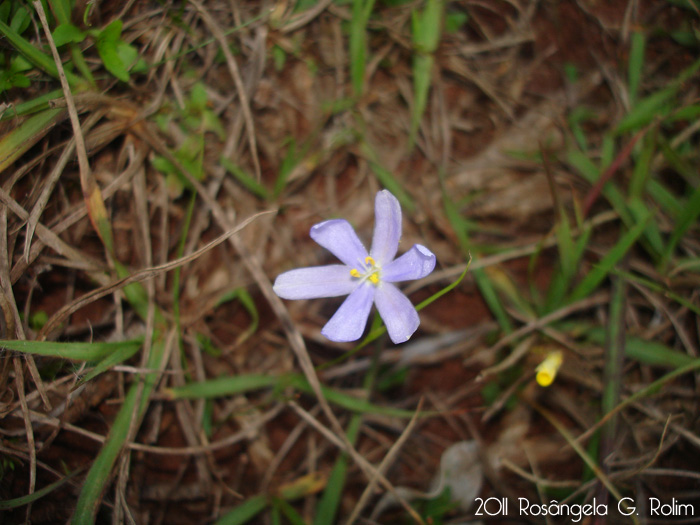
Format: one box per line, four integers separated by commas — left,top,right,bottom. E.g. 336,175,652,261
350,256,381,285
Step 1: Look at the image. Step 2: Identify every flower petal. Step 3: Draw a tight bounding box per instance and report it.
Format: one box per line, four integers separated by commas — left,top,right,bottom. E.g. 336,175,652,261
310,219,368,268
273,265,357,299
382,244,436,283
370,190,402,266
321,283,374,342
374,283,420,344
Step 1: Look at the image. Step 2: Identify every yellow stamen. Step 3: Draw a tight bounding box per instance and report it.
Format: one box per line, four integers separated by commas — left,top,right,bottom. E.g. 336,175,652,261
365,256,375,266
535,351,563,387
350,269,361,278
369,273,379,284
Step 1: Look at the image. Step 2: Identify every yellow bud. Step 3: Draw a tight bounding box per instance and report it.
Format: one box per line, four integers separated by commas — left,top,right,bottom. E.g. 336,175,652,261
365,256,376,266
350,269,361,278
369,273,379,284
535,351,563,387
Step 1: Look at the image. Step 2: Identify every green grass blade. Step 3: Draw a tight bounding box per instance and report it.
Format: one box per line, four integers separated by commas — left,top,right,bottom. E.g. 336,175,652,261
221,157,269,199
591,358,700,444
216,288,260,343
75,342,142,387
360,142,415,211
410,51,433,148
545,222,592,312
169,372,421,418
349,0,375,96
47,0,72,25
0,469,81,510
572,324,696,368
627,197,664,259
556,213,575,281
569,214,650,303
611,268,700,316
0,18,82,87
628,30,645,107
567,148,633,225
473,267,513,333
628,125,655,199
273,138,304,198
215,495,268,525
409,0,442,147
272,497,307,525
314,416,362,525
660,183,700,271
0,339,143,361
601,275,626,449
616,56,700,134
72,339,165,525
647,178,683,218
167,373,278,399
0,108,65,173
0,89,64,119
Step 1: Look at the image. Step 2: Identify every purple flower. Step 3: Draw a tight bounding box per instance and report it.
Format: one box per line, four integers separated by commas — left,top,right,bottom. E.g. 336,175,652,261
274,190,436,344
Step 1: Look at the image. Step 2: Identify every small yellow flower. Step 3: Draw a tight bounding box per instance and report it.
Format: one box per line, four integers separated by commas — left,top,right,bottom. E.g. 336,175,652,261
535,350,563,387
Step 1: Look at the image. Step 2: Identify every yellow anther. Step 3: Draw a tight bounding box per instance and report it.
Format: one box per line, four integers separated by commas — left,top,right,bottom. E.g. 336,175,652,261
365,256,376,266
350,269,361,278
369,273,380,284
535,351,563,387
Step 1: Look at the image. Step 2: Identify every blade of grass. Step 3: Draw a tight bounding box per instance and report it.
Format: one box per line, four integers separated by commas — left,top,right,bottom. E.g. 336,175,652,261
647,178,683,218
567,148,633,225
216,288,260,344
615,56,700,134
545,222,592,312
0,89,64,119
629,128,655,199
568,212,650,303
221,157,269,199
576,357,700,448
314,416,362,524
0,468,82,510
72,338,166,525
172,191,196,353
271,497,306,525
473,267,514,334
531,401,639,525
74,342,142,387
349,0,375,96
315,337,384,524
360,141,415,212
628,30,645,107
0,18,82,87
600,274,626,464
167,372,424,419
660,182,700,271
215,495,267,525
0,108,65,174
409,0,442,148
48,0,95,86
215,474,325,525
562,322,697,368
0,339,143,361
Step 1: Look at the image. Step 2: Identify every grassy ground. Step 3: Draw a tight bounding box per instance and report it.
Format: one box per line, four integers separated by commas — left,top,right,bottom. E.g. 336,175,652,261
1,0,700,523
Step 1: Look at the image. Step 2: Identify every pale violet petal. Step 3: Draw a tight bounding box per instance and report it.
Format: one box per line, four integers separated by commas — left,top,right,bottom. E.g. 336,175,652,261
370,190,402,266
273,265,356,300
382,244,436,283
310,219,368,268
374,283,419,344
321,283,374,342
